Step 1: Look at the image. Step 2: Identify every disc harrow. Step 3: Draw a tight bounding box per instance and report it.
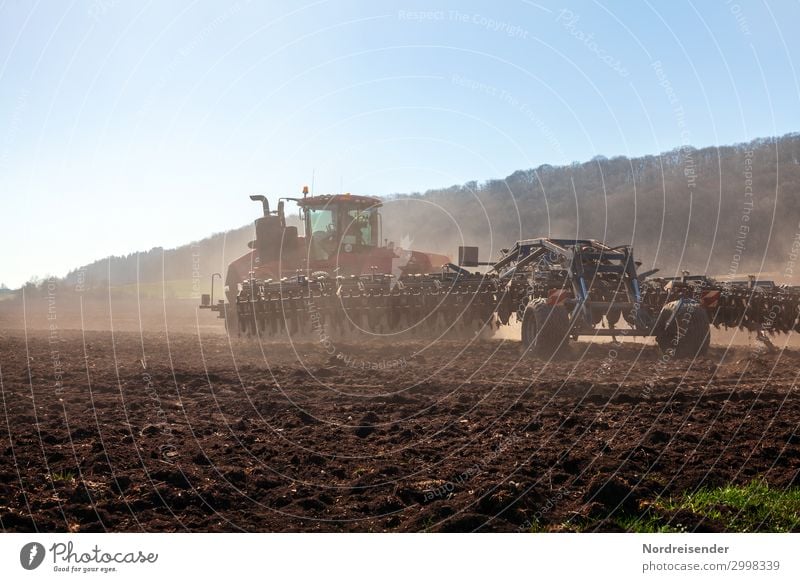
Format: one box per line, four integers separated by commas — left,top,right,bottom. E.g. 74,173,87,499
642,275,800,335
234,272,504,340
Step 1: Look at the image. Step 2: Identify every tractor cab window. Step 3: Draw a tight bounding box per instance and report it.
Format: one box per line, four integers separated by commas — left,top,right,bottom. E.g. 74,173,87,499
308,208,334,234
307,208,336,260
342,208,375,247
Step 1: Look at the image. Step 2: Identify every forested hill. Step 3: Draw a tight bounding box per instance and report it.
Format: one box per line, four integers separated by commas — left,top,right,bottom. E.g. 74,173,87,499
26,132,800,297
51,224,256,298
381,133,800,280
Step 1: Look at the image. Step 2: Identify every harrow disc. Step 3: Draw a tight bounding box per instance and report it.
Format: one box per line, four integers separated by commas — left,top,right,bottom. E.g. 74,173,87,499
234,272,503,341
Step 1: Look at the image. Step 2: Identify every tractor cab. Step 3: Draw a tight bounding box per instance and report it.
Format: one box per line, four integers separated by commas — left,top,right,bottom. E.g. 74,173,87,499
299,192,382,261
219,188,443,297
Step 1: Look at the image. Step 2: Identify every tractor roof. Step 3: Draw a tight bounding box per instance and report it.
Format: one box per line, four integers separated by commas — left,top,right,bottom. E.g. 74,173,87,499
298,193,381,209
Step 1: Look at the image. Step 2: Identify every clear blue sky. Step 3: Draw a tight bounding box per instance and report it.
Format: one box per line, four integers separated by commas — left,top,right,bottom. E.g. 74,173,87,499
1,0,798,287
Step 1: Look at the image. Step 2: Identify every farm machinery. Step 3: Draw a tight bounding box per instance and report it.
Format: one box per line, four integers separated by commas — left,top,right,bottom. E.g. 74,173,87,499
200,192,800,357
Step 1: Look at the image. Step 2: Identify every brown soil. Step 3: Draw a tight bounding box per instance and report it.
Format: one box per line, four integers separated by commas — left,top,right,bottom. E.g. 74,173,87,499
2,324,799,532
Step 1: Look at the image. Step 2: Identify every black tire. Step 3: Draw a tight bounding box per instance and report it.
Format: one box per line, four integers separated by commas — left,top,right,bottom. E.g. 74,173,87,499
606,306,621,327
521,301,537,349
223,303,240,336
521,299,571,358
655,300,710,358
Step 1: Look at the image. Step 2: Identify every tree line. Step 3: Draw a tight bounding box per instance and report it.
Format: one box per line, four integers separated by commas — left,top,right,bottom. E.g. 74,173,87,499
18,132,800,297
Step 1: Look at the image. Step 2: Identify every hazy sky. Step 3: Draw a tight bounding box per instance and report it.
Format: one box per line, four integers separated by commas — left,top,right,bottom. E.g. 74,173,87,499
1,0,798,287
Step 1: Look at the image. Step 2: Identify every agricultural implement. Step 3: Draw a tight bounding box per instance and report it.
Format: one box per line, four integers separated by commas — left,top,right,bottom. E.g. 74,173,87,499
201,193,800,358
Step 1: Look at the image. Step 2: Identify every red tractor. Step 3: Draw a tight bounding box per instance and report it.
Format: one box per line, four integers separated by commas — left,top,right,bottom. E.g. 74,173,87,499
201,189,450,334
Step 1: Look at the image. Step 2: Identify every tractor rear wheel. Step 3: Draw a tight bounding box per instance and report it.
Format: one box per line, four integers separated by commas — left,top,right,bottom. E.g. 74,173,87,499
223,303,240,336
522,299,571,358
655,300,710,358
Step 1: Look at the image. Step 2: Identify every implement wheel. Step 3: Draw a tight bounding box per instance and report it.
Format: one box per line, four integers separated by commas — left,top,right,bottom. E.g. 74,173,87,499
655,300,710,358
222,303,240,336
522,299,571,358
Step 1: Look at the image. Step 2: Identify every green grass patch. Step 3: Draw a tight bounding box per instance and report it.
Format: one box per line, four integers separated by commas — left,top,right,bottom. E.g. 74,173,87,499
614,513,687,533
527,519,549,533
660,480,800,532
562,510,685,532
51,470,76,483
